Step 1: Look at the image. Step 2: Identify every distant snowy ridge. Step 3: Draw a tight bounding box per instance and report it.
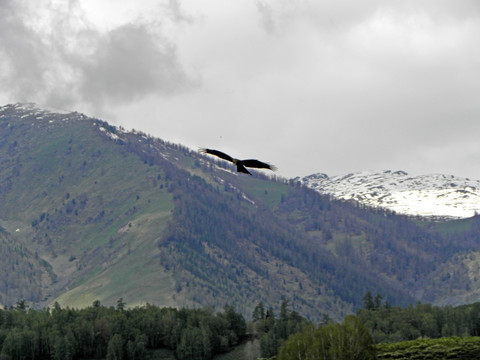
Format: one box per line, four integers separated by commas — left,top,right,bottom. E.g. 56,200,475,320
297,170,480,219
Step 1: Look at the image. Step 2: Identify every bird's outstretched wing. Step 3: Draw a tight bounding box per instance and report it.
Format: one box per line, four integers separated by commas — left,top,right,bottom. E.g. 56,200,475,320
241,159,277,171
199,148,234,163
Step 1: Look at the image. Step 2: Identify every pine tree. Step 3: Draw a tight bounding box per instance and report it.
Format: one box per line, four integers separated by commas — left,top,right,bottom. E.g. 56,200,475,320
107,334,124,360
363,291,375,310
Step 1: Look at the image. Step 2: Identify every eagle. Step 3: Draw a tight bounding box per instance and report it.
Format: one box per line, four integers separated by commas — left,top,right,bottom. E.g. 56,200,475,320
199,148,277,176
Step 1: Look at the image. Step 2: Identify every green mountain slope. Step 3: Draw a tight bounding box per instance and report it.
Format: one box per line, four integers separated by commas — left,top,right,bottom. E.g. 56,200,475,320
0,104,177,309
0,225,46,304
1,103,480,321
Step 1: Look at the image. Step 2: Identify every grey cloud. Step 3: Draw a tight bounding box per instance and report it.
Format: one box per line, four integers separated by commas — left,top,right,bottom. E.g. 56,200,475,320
0,0,196,110
256,2,276,34
0,0,50,101
75,24,194,107
162,0,194,24
254,0,383,35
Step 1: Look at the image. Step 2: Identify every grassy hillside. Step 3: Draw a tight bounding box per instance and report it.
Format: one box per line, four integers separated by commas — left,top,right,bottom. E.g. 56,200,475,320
0,105,178,308
376,337,480,359
0,225,46,304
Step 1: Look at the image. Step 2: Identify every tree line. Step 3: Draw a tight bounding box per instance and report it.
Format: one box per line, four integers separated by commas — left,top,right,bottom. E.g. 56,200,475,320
6,294,480,360
0,300,246,360
250,300,309,358
274,293,480,360
358,291,480,343
278,315,375,360
0,298,356,360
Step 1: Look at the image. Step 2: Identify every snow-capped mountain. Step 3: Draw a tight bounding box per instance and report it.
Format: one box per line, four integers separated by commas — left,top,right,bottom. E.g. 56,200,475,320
297,170,480,219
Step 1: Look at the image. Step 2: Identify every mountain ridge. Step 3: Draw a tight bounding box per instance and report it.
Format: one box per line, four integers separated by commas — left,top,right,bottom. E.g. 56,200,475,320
297,170,480,220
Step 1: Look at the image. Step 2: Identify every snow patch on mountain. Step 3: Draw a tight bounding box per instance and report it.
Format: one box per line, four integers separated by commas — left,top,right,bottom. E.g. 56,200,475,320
15,102,71,115
98,126,121,141
297,170,480,219
5,102,71,116
0,103,86,124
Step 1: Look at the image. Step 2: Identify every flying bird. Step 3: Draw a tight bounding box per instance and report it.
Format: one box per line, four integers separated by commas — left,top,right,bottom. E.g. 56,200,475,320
199,148,277,176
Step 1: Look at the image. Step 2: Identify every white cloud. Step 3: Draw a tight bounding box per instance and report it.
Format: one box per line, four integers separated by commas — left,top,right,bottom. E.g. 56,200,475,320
1,0,479,179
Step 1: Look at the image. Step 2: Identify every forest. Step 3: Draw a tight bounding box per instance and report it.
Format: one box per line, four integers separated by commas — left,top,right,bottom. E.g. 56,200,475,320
4,296,480,360
358,291,480,343
0,298,313,360
0,299,309,360
277,294,480,360
0,300,247,360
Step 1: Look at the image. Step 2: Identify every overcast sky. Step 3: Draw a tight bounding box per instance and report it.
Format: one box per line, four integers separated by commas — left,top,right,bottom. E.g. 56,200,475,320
1,0,479,179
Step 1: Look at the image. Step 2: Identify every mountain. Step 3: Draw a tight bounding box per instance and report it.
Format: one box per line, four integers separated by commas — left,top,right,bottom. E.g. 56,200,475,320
297,170,480,220
2,103,480,320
